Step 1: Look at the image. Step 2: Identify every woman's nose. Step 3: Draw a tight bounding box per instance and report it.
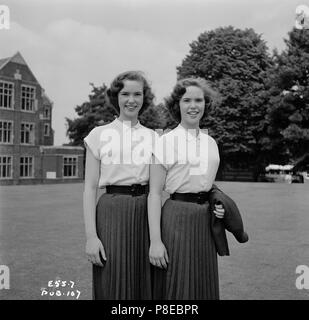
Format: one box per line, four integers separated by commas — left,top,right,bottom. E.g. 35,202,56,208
128,95,135,103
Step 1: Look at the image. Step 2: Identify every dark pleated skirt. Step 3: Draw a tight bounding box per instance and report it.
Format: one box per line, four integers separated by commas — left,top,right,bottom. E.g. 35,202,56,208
152,199,219,300
93,193,152,300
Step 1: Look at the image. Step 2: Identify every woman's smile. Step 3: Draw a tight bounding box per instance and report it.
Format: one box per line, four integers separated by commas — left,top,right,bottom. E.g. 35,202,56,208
118,80,144,120
125,104,138,111
187,110,200,117
179,86,205,128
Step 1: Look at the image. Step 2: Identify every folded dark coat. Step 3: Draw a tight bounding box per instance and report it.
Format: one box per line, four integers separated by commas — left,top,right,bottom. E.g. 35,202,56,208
209,184,249,256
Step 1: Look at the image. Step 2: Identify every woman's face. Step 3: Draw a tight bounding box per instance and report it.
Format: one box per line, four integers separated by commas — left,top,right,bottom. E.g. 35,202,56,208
118,80,144,120
179,85,205,128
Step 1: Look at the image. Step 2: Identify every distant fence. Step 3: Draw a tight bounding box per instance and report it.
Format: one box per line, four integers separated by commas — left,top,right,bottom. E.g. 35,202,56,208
216,167,256,182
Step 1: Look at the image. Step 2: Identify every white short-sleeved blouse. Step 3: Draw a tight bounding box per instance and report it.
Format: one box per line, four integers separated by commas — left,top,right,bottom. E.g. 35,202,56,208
153,125,220,194
84,118,157,188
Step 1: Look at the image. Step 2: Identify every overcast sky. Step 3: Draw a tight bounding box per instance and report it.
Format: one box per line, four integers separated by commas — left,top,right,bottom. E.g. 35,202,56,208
0,0,304,145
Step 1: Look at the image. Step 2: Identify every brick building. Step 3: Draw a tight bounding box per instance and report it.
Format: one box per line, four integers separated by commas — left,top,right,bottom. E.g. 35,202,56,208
0,52,84,185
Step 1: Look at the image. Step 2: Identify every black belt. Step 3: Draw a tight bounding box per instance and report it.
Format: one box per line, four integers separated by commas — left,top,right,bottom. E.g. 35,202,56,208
106,184,149,197
170,191,210,204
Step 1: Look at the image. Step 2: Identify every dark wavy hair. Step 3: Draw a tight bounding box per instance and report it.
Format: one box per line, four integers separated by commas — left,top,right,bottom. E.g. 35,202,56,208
106,71,154,115
165,77,217,123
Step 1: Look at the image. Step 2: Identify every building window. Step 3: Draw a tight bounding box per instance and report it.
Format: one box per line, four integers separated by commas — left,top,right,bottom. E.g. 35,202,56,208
20,156,33,178
21,123,35,144
44,107,50,119
21,85,35,111
0,121,13,144
44,123,50,136
63,157,77,178
0,81,14,109
0,156,12,179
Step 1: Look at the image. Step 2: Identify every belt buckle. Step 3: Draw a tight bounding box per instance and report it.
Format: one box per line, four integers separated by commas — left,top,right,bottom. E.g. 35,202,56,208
131,184,142,197
197,192,206,204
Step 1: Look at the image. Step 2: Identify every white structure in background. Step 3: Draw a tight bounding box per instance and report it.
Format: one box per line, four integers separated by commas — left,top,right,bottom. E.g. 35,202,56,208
265,164,294,183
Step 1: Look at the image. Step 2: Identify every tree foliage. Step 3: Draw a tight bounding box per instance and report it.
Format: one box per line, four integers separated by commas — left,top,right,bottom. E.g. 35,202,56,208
264,28,309,163
65,26,309,171
177,26,274,169
155,102,177,131
66,83,117,146
139,103,163,130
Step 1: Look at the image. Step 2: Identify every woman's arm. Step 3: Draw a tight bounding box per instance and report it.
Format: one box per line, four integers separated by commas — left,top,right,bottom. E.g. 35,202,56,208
207,135,220,186
147,158,169,269
83,146,106,266
207,136,225,219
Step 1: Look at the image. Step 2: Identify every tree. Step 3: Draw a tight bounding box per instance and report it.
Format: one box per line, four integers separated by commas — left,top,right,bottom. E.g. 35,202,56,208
263,28,309,164
139,103,163,130
154,102,177,131
177,26,274,171
66,83,117,146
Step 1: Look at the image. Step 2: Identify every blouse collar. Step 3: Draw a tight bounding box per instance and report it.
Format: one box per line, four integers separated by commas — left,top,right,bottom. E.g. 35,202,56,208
114,118,142,131
176,124,201,141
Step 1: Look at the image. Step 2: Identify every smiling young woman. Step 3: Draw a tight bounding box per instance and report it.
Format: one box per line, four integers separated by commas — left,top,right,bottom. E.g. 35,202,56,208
148,77,225,300
83,71,156,300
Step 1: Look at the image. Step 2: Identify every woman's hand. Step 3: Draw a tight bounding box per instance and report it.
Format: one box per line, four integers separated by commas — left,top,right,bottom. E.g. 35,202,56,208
149,241,169,269
214,203,225,219
86,236,106,267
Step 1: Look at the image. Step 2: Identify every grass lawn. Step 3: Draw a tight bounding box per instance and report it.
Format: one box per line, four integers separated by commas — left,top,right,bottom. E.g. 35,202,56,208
0,181,308,300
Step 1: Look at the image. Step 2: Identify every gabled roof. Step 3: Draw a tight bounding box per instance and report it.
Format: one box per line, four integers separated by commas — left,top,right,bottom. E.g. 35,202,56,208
0,51,39,84
0,58,9,69
0,51,28,70
10,52,27,65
